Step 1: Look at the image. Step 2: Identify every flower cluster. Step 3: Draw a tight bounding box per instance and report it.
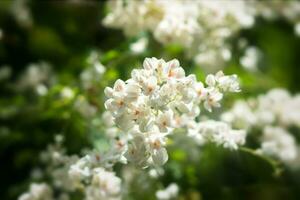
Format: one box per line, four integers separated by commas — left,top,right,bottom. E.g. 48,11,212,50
222,89,300,129
18,183,53,200
188,120,246,150
66,143,125,200
222,88,300,163
19,135,124,200
103,0,256,70
83,167,122,200
240,46,262,71
104,57,241,167
257,126,297,163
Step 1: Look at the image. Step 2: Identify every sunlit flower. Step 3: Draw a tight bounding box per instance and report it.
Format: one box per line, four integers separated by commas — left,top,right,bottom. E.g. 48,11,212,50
104,57,240,166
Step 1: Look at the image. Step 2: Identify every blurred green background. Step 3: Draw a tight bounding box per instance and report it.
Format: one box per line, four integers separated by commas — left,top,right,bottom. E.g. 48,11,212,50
1,1,300,200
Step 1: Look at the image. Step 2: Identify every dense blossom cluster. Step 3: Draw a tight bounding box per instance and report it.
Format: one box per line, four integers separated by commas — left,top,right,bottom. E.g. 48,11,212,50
85,168,121,200
103,0,256,70
104,57,242,167
104,1,300,69
222,89,300,163
19,136,123,200
67,144,124,199
16,57,243,200
8,1,300,199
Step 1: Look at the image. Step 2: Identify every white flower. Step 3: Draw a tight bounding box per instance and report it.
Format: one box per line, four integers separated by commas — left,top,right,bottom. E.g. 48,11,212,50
103,0,257,69
130,37,148,54
156,183,179,200
149,168,164,178
156,110,174,133
240,46,261,71
61,87,75,100
74,96,97,118
102,111,115,127
17,62,53,91
223,88,300,129
104,79,126,98
18,183,53,200
295,22,300,36
80,51,106,89
125,135,149,167
188,120,246,150
141,76,158,95
221,100,256,129
147,132,169,166
11,0,33,27
204,89,223,112
259,126,297,163
36,84,48,96
69,157,91,186
85,168,121,200
206,71,240,93
104,57,240,166
151,147,169,166
194,82,207,101
205,74,216,87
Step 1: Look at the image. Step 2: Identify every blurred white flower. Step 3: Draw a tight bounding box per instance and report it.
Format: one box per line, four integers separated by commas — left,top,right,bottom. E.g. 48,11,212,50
11,0,33,27
221,100,256,130
81,51,106,89
18,183,53,200
149,167,164,179
85,167,121,200
189,120,246,150
74,96,97,118
204,89,223,112
156,183,179,200
103,0,257,70
258,126,297,163
61,87,75,100
17,62,53,92
36,84,48,96
240,46,261,71
223,88,300,129
295,22,300,36
130,37,148,54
